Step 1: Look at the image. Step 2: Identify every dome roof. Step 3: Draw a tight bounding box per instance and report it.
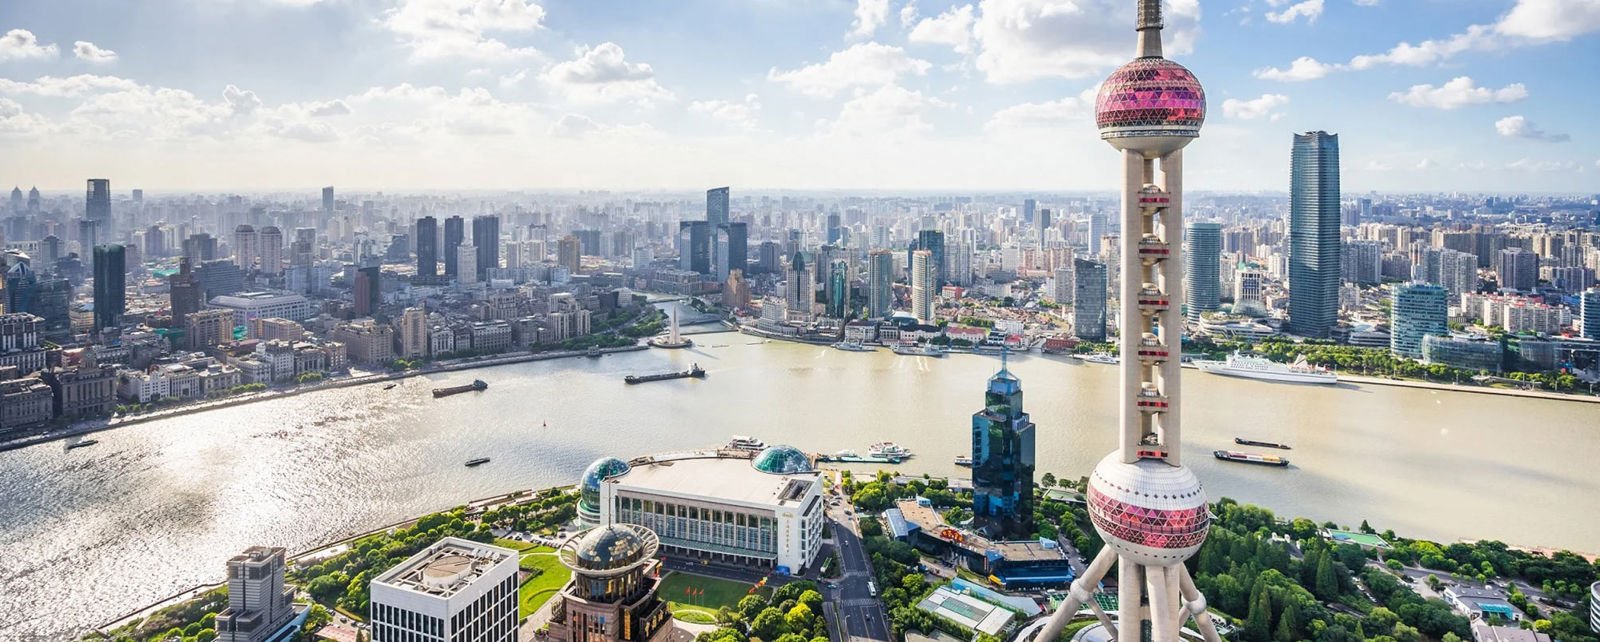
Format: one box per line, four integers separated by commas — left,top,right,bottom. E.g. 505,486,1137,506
1085,452,1210,566
752,445,813,474
1096,57,1205,156
561,524,660,574
579,457,631,513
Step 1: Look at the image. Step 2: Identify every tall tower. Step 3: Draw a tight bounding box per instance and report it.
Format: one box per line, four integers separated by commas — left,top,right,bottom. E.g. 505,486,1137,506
1184,222,1221,321
970,351,1035,539
1036,2,1222,642
1288,131,1340,338
86,179,111,239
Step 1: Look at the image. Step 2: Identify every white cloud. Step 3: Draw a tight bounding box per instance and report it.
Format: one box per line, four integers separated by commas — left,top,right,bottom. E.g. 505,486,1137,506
909,5,978,54
544,43,673,105
1253,56,1340,81
1505,158,1580,172
984,85,1098,131
1265,0,1323,23
900,2,920,27
0,29,58,62
1494,115,1570,142
1387,77,1527,109
973,0,1201,84
72,41,117,64
1352,0,1378,5
301,99,352,117
849,0,891,38
0,97,48,137
768,43,931,98
1349,25,1495,69
1221,94,1290,120
381,0,546,62
0,74,141,97
549,113,600,137
690,94,761,129
223,85,262,116
821,84,950,137
1496,0,1600,40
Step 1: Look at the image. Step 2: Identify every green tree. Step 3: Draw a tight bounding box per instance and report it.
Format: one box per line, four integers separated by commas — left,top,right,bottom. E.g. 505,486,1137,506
751,607,788,640
1315,554,1339,599
1041,472,1057,487
1275,600,1302,642
1245,580,1273,642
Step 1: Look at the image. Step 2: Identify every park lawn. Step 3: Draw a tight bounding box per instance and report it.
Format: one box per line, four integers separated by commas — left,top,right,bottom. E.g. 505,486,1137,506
658,572,770,622
518,553,572,619
494,537,555,554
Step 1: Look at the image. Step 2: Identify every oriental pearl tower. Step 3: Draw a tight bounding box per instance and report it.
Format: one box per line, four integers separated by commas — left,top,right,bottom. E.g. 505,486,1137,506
1034,1,1221,642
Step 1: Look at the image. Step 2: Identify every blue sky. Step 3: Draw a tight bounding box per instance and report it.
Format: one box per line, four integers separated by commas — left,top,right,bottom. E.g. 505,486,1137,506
0,0,1595,193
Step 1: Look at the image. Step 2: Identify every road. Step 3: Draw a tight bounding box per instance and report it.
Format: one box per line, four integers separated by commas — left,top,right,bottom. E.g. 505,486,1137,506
821,479,892,642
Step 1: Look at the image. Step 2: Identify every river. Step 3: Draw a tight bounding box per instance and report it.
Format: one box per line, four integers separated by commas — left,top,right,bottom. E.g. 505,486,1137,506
2,330,1597,639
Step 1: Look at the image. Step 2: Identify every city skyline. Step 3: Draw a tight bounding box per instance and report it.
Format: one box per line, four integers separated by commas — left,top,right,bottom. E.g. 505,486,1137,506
0,0,1597,192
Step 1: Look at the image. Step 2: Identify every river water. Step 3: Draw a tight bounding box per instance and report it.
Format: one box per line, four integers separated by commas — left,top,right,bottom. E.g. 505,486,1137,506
2,330,1597,639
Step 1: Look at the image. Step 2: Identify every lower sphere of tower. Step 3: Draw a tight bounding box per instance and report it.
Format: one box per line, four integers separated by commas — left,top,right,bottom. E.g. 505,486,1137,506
1085,451,1210,566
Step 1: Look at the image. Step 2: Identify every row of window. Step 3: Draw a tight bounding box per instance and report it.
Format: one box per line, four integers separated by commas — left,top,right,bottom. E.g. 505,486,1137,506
619,510,778,554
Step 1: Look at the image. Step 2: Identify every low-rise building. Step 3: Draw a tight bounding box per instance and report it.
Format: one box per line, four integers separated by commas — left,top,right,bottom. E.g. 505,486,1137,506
41,364,117,419
0,376,54,432
1445,585,1520,622
1422,335,1503,372
210,290,315,325
250,317,305,342
470,321,512,354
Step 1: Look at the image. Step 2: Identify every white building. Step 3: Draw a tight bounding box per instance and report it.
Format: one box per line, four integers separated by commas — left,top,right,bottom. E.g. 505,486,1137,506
210,291,315,325
593,447,824,574
370,537,518,642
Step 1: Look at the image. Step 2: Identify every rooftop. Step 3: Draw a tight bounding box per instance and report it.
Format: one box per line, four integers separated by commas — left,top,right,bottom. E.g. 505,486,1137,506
610,454,819,509
372,537,514,600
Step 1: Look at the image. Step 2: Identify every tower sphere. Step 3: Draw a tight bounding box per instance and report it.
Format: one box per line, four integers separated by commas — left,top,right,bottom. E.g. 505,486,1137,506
1084,452,1210,567
1096,57,1206,157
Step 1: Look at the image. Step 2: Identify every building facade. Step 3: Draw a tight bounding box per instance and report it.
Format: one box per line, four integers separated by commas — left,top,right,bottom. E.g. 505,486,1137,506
215,546,296,642
911,250,936,324
1185,222,1222,321
1072,258,1107,342
1289,131,1341,338
970,357,1035,540
370,537,519,642
547,525,672,642
1391,283,1448,359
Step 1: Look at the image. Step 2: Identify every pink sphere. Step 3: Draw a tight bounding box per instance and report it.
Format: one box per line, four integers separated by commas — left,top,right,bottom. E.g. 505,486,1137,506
1085,452,1211,566
1096,57,1206,156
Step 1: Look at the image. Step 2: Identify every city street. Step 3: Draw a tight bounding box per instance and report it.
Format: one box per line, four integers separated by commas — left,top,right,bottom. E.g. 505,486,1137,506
822,481,892,642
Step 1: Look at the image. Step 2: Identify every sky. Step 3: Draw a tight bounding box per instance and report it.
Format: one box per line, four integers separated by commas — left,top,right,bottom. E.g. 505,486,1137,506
0,0,1596,194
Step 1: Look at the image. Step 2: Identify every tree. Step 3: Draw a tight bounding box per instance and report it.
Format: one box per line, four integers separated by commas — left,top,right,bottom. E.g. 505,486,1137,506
1041,472,1057,487
751,607,788,641
797,590,823,614
737,595,768,621
1315,554,1339,599
1245,580,1273,642
1276,600,1302,642
784,604,817,637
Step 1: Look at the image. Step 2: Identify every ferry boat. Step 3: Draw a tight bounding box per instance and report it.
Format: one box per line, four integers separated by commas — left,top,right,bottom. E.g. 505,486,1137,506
465,457,492,467
728,435,766,451
953,455,973,467
869,442,912,459
1197,353,1337,385
832,341,876,353
1234,437,1292,450
1213,450,1290,467
433,379,489,398
890,344,946,357
816,449,906,464
66,439,99,450
1083,353,1119,365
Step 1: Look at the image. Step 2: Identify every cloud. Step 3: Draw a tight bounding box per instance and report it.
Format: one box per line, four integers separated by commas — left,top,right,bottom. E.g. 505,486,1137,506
548,113,600,137
543,42,673,105
1505,158,1580,172
984,84,1098,131
821,84,950,137
909,5,978,54
1496,0,1600,40
768,42,930,98
690,94,761,129
1494,115,1570,142
1265,0,1323,23
1253,56,1340,81
900,2,920,27
1387,77,1527,109
0,29,58,62
849,0,891,38
222,85,262,115
1222,94,1289,120
973,0,1201,84
0,74,141,97
381,0,546,62
0,97,48,137
72,41,117,64
304,100,352,117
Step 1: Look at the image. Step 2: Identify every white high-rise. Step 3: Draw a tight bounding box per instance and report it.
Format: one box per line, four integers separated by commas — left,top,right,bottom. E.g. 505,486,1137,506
911,249,936,324
370,537,518,642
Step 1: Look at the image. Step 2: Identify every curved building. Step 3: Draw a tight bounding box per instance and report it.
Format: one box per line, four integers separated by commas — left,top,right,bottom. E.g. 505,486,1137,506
578,457,633,527
547,524,671,642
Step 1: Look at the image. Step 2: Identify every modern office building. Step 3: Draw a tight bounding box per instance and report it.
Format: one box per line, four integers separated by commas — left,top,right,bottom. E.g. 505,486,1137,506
785,252,814,321
354,264,382,317
456,244,478,285
472,215,500,279
86,178,111,238
234,224,259,272
1072,258,1107,342
209,290,315,325
214,547,296,642
1022,198,1037,225
1588,581,1598,634
370,537,518,642
1391,283,1448,359
1580,289,1600,340
1498,247,1538,292
1342,239,1383,286
1039,3,1224,640
1422,335,1502,372
546,524,672,642
911,249,936,324
826,259,849,318
443,216,465,278
321,186,335,219
1288,130,1341,338
168,258,203,325
677,221,711,275
92,244,125,332
866,250,894,319
416,216,439,278
706,186,729,227
911,229,946,285
258,227,283,276
971,354,1035,540
558,235,581,274
590,446,825,573
1185,222,1221,321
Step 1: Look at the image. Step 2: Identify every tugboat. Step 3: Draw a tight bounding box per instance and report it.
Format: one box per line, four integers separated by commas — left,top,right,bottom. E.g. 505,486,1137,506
465,457,491,467
1234,437,1292,450
66,439,99,450
433,379,489,398
1213,450,1290,467
383,383,398,390
890,344,946,357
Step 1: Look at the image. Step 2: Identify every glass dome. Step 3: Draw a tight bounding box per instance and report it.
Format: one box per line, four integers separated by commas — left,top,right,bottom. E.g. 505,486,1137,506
574,525,647,570
752,445,813,474
579,457,631,513
1095,57,1206,155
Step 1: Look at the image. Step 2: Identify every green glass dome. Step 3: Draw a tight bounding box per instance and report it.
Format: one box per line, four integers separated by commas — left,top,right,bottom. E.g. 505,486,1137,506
579,457,631,513
752,445,813,474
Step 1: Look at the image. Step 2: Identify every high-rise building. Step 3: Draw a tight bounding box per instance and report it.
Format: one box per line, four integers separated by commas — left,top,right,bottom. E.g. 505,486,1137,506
1022,198,1037,225
92,244,125,332
1185,222,1221,321
1579,289,1600,340
1052,267,1074,304
545,525,672,642
1234,268,1264,312
443,216,464,278
1342,239,1383,286
558,235,581,274
321,186,335,218
1497,247,1538,292
826,260,849,318
415,216,438,278
472,215,500,279
1439,249,1478,299
1039,5,1224,639
785,252,814,321
720,221,747,279
1391,283,1448,359
724,269,751,309
706,186,729,227
169,257,202,324
866,250,894,318
144,225,166,258
370,537,519,642
213,547,294,642
911,249,936,324
355,264,382,316
1071,258,1107,342
756,241,781,274
4,260,37,316
677,221,710,274
258,226,283,276
455,244,477,285
970,353,1035,539
234,224,259,272
910,229,946,285
185,233,218,264
86,179,110,238
397,306,428,358
1289,130,1341,338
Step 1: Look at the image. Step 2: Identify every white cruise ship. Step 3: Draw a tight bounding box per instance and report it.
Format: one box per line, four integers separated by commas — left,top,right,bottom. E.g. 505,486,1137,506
1196,353,1337,385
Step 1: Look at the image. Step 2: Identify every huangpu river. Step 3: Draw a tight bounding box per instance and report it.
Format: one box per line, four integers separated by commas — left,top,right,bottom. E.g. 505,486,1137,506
2,326,1598,639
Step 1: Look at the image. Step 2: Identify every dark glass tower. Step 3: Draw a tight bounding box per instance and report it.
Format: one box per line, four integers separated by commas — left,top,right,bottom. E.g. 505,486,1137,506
910,229,945,285
86,179,111,238
1289,131,1341,338
472,215,500,279
443,215,464,278
415,216,438,278
92,244,125,331
1185,222,1222,321
678,221,710,274
970,354,1035,540
706,187,729,227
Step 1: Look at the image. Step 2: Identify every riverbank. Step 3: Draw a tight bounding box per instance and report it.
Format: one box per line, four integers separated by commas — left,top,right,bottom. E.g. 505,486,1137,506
0,344,649,454
1167,360,1600,405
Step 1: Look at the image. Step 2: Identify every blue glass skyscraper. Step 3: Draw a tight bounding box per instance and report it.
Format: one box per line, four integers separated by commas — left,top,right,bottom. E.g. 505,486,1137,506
970,353,1034,539
1289,131,1341,338
1185,222,1221,321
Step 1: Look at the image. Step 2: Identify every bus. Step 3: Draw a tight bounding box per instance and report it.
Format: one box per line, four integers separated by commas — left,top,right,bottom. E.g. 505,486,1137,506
867,581,877,597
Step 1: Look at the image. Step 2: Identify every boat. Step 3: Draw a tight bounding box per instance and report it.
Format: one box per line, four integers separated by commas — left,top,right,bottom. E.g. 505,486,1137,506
586,346,604,358
1083,353,1119,365
869,442,912,459
66,439,99,450
623,363,707,384
1234,437,1292,450
817,449,905,464
728,435,766,451
890,344,946,357
1213,450,1290,467
1197,352,1337,385
433,379,489,398
832,341,876,352
953,455,973,467
383,383,398,390
465,457,491,467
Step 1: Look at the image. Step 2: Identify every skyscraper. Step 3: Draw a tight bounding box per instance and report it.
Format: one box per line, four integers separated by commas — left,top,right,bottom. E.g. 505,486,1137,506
214,547,295,642
970,352,1035,539
785,252,813,321
1497,247,1537,292
1391,283,1448,359
1288,131,1341,338
370,538,518,642
355,264,382,317
1040,3,1223,640
677,221,710,275
86,179,110,238
321,186,334,220
1184,222,1221,321
92,244,125,332
1022,198,1037,226
910,249,936,324
443,215,464,278
455,244,478,285
258,226,283,276
826,259,849,318
722,221,747,280
472,215,500,279
706,186,729,227
558,235,581,274
1072,258,1107,342
866,250,894,319
911,229,946,285
415,216,438,278
1579,289,1600,340
234,224,258,271
169,257,201,325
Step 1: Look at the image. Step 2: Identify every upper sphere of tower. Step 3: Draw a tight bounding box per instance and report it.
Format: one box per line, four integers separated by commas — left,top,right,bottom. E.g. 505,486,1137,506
1096,57,1206,157
1085,452,1210,566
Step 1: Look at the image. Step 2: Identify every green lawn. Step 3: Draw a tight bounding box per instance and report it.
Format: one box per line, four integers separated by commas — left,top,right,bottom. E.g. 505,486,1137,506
658,572,768,622
494,537,555,553
517,552,572,619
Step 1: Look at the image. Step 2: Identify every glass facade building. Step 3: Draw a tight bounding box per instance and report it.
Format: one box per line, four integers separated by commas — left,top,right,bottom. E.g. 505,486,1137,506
1391,283,1448,359
1184,222,1221,321
1289,131,1341,338
971,360,1035,540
